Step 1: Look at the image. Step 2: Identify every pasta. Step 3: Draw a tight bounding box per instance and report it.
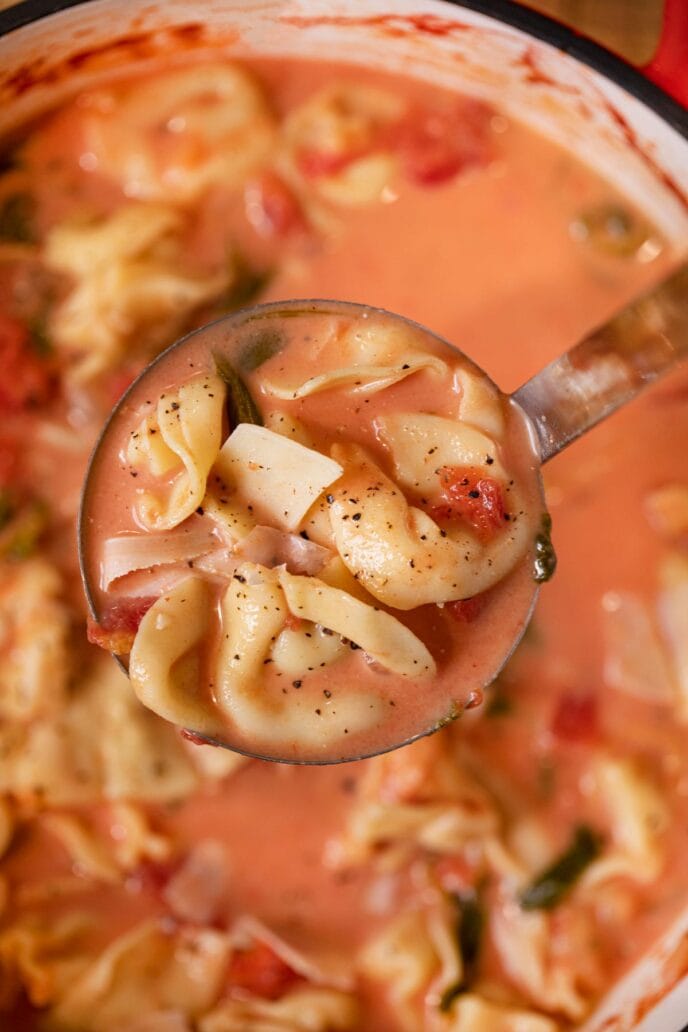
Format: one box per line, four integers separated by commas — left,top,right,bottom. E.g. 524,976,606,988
86,301,541,759
0,45,684,1032
45,205,229,380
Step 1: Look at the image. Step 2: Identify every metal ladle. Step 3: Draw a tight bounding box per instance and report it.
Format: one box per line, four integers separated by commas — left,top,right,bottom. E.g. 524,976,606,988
78,263,688,764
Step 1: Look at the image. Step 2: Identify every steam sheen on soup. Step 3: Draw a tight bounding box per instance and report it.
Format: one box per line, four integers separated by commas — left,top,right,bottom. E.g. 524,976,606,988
0,54,685,1032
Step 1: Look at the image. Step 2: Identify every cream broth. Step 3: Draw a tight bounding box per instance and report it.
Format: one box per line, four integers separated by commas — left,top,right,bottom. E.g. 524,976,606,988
0,55,684,1032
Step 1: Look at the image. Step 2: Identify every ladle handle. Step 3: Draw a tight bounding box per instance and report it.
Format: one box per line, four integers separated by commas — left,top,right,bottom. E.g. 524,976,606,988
511,262,688,464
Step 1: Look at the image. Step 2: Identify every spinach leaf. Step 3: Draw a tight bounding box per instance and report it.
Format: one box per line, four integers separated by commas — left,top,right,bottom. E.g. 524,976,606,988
520,825,601,910
237,327,284,372
533,513,557,583
214,354,263,429
216,251,273,313
439,893,483,1012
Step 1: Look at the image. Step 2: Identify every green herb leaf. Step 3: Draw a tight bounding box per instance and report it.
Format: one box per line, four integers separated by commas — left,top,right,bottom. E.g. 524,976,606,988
520,825,601,911
0,192,36,244
216,251,273,314
0,499,49,561
439,893,483,1011
237,327,285,372
533,513,556,583
214,354,263,429
570,203,653,259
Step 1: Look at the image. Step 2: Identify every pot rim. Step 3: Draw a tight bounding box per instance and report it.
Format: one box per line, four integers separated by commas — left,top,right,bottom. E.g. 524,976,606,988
0,0,686,138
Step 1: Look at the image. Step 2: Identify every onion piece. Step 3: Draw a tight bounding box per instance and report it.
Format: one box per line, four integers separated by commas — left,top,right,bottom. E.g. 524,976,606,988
235,525,331,575
100,519,219,589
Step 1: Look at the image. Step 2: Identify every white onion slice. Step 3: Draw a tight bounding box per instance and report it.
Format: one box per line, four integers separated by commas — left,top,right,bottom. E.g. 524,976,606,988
235,525,331,575
101,519,219,589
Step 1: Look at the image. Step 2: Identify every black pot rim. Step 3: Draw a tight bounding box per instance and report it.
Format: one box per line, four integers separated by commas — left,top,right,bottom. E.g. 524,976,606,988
0,0,686,137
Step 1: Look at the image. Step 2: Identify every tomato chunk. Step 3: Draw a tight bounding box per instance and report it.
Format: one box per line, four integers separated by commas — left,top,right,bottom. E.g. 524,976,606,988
245,171,305,237
87,597,156,655
445,594,488,623
550,692,598,742
227,941,303,1000
393,99,494,187
0,312,54,411
296,145,369,180
434,855,478,894
431,466,506,541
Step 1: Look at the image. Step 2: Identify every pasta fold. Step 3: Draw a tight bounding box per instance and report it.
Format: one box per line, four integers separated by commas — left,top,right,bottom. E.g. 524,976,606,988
129,373,225,531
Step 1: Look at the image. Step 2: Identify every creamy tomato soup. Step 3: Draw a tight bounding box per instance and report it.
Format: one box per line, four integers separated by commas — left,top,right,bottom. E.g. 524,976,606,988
81,304,545,761
0,55,685,1032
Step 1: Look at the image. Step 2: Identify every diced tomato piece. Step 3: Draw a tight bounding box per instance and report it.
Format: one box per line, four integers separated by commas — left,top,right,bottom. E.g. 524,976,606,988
127,858,178,896
245,171,305,237
227,941,303,1001
0,312,54,411
445,594,488,623
87,597,156,655
550,692,598,742
434,855,477,893
392,99,494,186
431,466,506,541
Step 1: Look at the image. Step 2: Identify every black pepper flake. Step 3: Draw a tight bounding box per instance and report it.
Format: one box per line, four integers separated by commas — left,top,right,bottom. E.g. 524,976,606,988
170,401,180,411
468,489,480,499
292,680,302,688
196,506,205,515
315,708,322,715
351,512,362,522
486,455,494,465
233,573,246,584
401,363,410,370
324,690,332,698
326,494,335,504
130,471,138,478
233,653,240,661
349,641,360,651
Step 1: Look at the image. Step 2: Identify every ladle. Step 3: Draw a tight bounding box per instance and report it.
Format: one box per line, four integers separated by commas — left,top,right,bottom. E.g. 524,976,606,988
79,262,688,764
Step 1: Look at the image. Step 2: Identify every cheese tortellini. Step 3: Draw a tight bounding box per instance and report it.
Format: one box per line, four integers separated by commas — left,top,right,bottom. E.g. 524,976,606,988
90,303,541,757
45,204,229,380
127,372,225,531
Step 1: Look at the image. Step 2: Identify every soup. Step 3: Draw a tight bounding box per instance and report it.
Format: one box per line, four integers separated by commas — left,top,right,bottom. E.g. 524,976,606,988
82,304,545,761
0,55,685,1032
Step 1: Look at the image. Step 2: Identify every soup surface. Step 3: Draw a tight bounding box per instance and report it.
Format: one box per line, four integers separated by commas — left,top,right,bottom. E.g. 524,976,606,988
0,55,686,1032
82,303,544,761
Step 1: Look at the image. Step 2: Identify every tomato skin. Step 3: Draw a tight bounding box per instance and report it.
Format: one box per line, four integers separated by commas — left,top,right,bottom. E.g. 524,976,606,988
434,855,477,894
227,941,302,1001
550,692,598,742
245,171,305,237
87,597,156,655
393,99,494,186
445,594,488,623
431,466,506,541
0,313,54,412
296,146,368,180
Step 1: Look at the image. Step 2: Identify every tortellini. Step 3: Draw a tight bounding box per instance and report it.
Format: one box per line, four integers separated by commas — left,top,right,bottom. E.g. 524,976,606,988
327,444,528,609
129,576,224,736
45,204,229,380
282,84,403,207
214,564,388,750
261,318,447,399
127,372,225,531
376,412,506,494
79,64,277,203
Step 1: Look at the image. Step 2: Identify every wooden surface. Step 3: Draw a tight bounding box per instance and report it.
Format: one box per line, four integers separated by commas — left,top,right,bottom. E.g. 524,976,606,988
0,1,665,65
